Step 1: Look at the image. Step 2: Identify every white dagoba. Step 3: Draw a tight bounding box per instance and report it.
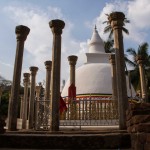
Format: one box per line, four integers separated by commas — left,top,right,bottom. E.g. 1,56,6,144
61,26,135,98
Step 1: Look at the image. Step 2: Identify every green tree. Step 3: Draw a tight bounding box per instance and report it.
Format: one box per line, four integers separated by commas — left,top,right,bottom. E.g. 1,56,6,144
0,91,9,117
104,38,114,53
126,42,150,93
103,13,130,38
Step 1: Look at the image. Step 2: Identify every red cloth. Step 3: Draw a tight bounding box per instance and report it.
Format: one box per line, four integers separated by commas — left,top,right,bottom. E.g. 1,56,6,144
60,96,67,114
68,83,76,99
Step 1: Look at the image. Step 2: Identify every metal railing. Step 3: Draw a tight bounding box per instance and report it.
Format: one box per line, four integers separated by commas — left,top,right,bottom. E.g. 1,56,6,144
60,98,119,126
34,98,119,130
35,99,51,130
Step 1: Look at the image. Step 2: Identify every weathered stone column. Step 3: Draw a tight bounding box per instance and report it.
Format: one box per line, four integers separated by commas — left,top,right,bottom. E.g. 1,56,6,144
35,85,41,112
68,55,78,119
35,86,41,101
49,19,65,131
68,55,78,86
109,12,128,129
20,95,24,119
136,55,148,102
8,25,30,131
35,85,41,128
44,61,52,101
44,61,52,127
22,73,30,129
28,66,38,129
109,54,118,102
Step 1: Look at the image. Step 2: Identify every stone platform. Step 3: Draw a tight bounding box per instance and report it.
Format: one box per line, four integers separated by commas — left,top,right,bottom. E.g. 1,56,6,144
0,129,131,149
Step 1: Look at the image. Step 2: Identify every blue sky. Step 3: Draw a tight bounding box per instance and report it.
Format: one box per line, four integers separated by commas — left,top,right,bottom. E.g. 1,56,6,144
0,0,150,86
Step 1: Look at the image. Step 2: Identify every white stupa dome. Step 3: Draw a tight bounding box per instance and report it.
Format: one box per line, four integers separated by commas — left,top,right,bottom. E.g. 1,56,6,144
61,26,135,98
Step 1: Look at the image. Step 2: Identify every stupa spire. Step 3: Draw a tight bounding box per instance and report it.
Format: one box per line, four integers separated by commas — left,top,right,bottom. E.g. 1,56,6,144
88,25,105,53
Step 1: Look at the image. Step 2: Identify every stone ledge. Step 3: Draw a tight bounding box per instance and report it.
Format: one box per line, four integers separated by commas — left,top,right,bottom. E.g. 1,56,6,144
126,115,150,127
128,103,150,111
131,133,150,150
127,123,150,133
0,132,131,149
126,110,150,121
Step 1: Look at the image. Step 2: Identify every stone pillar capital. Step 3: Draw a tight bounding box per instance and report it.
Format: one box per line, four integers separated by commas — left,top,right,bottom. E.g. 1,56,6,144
108,12,125,29
44,60,52,70
23,73,30,83
29,66,38,75
68,55,78,66
15,25,30,41
49,19,65,35
109,54,115,65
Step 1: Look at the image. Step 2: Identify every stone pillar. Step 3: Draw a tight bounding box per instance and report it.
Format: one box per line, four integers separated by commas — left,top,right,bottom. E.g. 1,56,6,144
109,54,118,102
35,85,41,128
68,55,78,119
22,73,30,129
28,66,38,129
136,55,148,102
35,86,41,101
8,25,30,131
44,61,52,101
44,61,52,127
49,19,65,131
109,12,128,129
68,55,78,86
20,95,24,119
35,85,41,113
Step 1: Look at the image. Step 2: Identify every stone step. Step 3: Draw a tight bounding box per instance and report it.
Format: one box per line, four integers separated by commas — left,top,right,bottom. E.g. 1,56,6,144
0,131,131,149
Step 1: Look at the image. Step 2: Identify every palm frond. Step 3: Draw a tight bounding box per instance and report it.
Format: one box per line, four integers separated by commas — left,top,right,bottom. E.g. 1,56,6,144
104,25,112,33
104,38,114,53
138,42,149,55
126,48,136,56
124,18,130,23
125,56,137,67
122,27,129,35
103,21,109,24
108,30,113,39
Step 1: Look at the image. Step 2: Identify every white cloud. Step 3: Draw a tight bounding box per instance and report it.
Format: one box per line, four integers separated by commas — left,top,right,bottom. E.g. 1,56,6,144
93,1,128,41
3,5,87,83
128,0,150,29
0,60,13,68
92,0,150,44
4,0,150,84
